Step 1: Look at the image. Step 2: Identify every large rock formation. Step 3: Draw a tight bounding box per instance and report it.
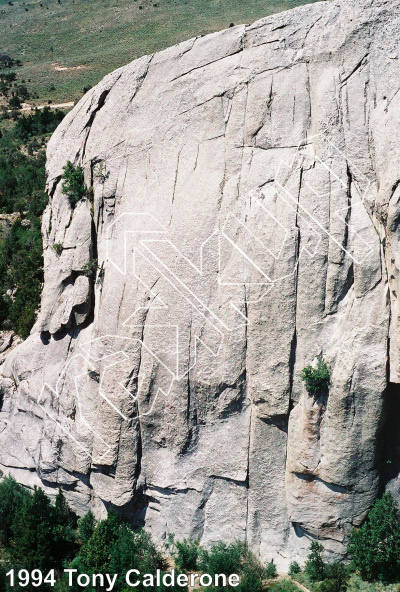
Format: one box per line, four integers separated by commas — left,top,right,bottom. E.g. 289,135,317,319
1,0,400,569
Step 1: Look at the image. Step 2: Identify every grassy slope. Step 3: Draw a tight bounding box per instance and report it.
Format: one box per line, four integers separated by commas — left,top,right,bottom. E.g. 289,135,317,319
1,0,324,104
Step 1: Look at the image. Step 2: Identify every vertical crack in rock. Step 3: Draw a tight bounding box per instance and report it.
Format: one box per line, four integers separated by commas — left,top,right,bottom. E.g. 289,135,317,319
134,418,143,493
171,149,182,205
81,89,112,163
288,167,302,411
183,316,193,454
129,54,154,103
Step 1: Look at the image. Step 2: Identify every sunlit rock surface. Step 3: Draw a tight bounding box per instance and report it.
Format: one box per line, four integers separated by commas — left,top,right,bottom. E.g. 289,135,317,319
1,0,400,569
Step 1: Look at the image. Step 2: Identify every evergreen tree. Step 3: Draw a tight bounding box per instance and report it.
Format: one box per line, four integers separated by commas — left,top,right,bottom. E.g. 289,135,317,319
199,541,265,592
69,513,184,592
321,564,349,592
77,508,122,573
305,541,325,581
348,491,400,582
288,561,301,575
0,475,30,545
77,510,96,544
52,489,76,566
174,538,200,571
10,486,75,571
109,526,167,591
265,560,278,578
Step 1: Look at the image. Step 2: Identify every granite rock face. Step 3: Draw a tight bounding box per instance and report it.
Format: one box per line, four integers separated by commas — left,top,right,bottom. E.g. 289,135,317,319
1,0,400,569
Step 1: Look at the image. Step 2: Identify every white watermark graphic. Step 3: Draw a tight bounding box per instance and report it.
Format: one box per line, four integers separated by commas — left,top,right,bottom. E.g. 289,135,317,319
38,134,375,462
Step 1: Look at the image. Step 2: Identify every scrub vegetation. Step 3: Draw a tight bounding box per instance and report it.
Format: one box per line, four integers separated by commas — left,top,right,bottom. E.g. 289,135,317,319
0,0,325,104
0,55,66,338
0,478,399,591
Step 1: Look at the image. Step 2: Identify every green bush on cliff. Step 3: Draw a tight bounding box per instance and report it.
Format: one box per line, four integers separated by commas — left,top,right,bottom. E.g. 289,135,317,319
61,161,87,208
300,356,330,394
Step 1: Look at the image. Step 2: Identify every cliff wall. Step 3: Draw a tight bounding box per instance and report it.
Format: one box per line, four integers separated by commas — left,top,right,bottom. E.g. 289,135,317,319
1,0,400,569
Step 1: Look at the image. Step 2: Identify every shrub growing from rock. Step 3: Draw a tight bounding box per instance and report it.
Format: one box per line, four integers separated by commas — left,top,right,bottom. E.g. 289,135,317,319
299,355,330,394
61,161,87,208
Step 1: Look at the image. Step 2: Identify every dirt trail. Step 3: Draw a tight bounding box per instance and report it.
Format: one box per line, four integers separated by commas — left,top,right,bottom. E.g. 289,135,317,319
20,101,74,111
289,577,312,592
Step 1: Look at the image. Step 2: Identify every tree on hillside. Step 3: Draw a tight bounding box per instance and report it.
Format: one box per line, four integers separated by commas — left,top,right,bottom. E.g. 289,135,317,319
0,476,30,545
11,487,76,571
199,540,266,592
305,541,325,581
8,95,21,109
15,107,65,140
68,510,171,592
77,508,122,573
109,526,167,591
77,510,96,544
348,491,400,582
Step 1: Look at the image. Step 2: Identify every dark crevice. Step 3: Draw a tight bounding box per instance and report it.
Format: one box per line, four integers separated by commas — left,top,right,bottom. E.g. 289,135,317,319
271,23,288,32
293,472,349,494
345,162,352,242
40,331,51,345
171,46,244,82
292,522,326,541
91,465,116,477
81,88,112,162
181,319,193,455
146,484,200,496
288,166,301,411
341,53,369,86
259,414,289,432
380,382,400,490
48,175,62,200
40,478,78,492
129,55,154,103
211,474,247,487
134,420,143,486
288,331,297,411
390,178,400,202
0,386,6,412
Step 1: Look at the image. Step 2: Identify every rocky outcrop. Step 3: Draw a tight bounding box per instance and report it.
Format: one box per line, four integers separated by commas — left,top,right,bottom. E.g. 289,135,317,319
1,0,400,569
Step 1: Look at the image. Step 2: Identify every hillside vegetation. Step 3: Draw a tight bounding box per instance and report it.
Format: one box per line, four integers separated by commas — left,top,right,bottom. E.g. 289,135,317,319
0,106,65,338
0,476,400,591
0,0,325,104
